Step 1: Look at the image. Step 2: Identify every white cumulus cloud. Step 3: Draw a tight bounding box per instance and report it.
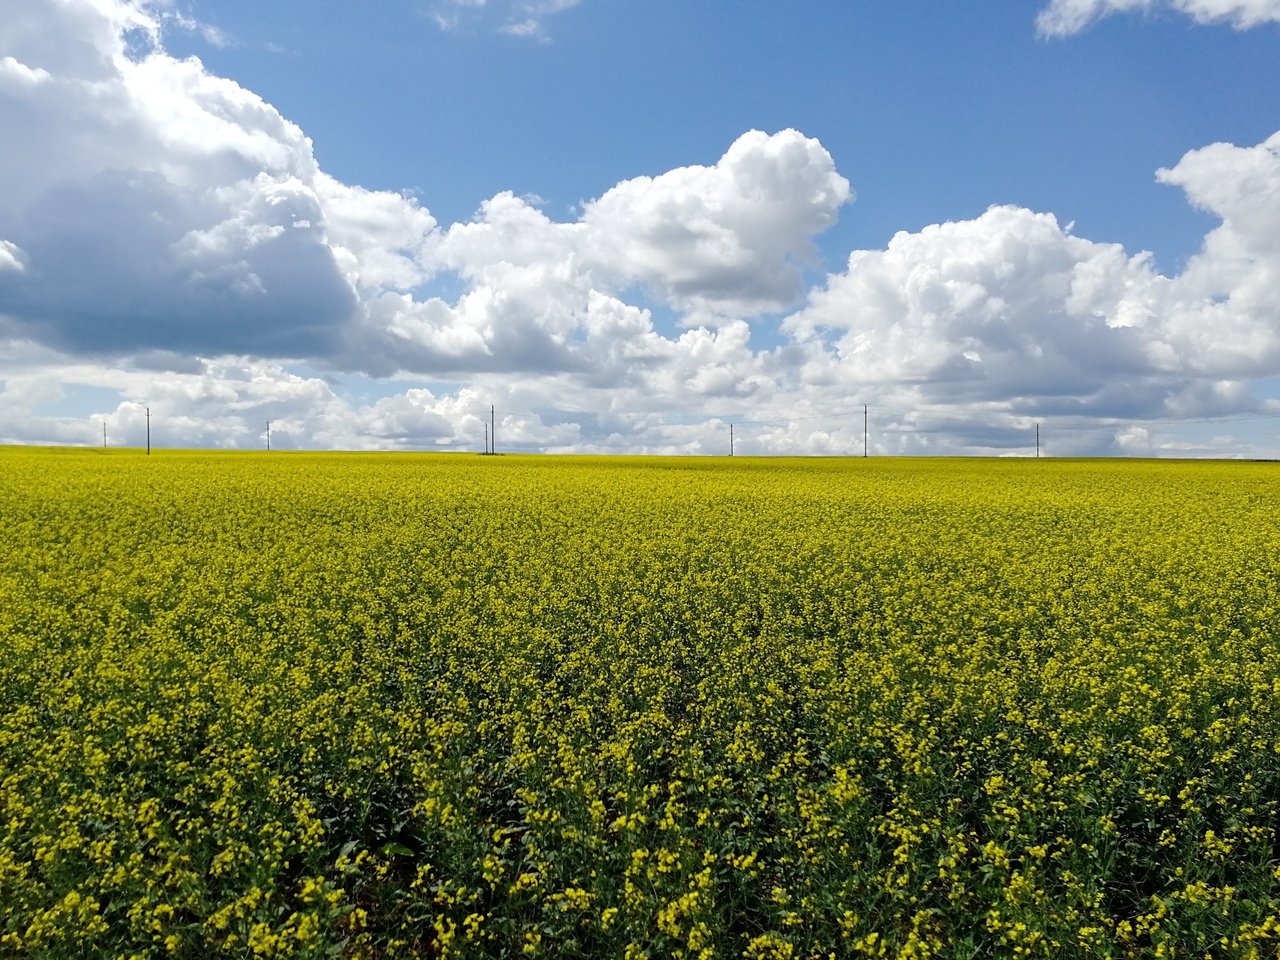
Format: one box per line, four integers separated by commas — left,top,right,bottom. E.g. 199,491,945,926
1152,131,1280,375
784,205,1161,400
581,130,852,317
780,126,1280,435
0,0,431,359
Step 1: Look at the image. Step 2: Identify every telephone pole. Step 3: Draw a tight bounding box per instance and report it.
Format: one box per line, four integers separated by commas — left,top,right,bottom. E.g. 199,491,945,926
863,404,868,458
1035,422,1040,458
490,405,496,456
266,421,271,451
146,407,151,455
484,422,489,455
103,421,107,448
730,423,734,457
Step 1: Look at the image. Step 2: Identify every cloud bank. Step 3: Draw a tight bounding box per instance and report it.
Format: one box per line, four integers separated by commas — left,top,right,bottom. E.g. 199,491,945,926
2,0,1280,456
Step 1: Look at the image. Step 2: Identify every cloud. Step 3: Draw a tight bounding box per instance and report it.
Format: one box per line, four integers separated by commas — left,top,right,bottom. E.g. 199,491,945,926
783,205,1163,404
781,127,1280,429
0,55,53,87
0,241,25,273
1037,0,1280,35
341,129,848,377
581,130,852,316
432,0,583,38
162,9,233,49
0,0,428,360
0,167,356,356
317,174,439,293
1152,131,1280,375
500,19,547,39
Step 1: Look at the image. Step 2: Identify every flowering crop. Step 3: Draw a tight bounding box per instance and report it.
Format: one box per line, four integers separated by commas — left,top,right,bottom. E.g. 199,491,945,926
1,448,1278,958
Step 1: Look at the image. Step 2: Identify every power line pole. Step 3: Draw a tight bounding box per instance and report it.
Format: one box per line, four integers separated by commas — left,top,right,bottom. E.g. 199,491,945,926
1035,422,1040,458
103,421,107,448
266,421,271,451
863,404,868,458
490,405,496,456
146,407,151,456
730,423,734,457
484,422,489,455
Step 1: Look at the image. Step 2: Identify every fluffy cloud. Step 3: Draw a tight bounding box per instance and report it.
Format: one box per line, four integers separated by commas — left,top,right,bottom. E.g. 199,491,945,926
1152,132,1280,375
0,0,430,360
1037,0,1280,35
0,240,25,273
781,126,1280,436
784,206,1161,403
580,130,851,316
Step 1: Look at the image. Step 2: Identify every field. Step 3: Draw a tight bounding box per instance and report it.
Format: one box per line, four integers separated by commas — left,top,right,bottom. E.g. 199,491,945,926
1,449,1278,959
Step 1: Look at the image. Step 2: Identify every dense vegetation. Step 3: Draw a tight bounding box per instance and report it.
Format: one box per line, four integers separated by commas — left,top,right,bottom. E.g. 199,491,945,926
1,449,1278,958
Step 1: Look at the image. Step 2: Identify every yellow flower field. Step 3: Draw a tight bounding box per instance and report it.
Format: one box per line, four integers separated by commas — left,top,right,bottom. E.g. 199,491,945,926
1,448,1277,958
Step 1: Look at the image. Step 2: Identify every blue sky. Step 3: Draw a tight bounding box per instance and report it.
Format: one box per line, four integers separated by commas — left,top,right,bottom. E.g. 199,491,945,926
1,0,1279,455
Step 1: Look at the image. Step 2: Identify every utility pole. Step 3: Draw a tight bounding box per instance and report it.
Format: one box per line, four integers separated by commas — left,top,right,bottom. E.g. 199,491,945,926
103,421,107,448
863,404,868,458
484,422,489,455
146,407,151,456
1036,422,1040,458
266,421,271,451
490,405,496,456
730,423,734,457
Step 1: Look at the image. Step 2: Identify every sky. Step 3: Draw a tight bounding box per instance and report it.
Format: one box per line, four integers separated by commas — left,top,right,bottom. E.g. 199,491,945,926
1,0,1279,456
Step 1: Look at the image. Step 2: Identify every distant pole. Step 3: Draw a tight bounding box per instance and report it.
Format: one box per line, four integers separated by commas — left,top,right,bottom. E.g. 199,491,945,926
1036,422,1040,458
103,421,107,448
863,404,868,458
730,423,734,457
491,404,496,456
146,407,151,456
266,421,271,451
484,422,489,455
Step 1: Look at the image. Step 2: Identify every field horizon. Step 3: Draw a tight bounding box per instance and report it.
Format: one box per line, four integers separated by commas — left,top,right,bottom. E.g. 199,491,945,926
8,443,1280,465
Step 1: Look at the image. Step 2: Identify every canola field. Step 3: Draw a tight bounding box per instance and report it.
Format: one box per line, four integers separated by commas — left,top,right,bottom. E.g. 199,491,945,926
1,448,1278,959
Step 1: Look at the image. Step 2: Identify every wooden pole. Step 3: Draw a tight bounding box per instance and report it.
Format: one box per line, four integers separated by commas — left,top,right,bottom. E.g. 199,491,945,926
146,407,150,455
